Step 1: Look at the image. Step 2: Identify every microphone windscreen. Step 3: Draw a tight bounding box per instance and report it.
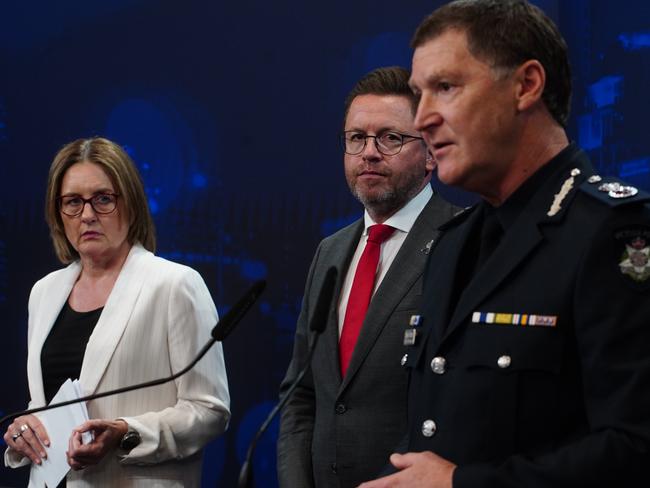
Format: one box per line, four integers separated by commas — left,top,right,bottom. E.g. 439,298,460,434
212,280,266,341
309,267,338,333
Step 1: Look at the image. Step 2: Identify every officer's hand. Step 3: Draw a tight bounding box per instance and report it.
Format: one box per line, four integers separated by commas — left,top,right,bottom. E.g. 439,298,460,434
358,451,456,488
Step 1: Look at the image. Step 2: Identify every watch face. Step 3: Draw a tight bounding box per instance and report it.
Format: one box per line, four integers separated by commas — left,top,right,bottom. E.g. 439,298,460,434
121,431,141,450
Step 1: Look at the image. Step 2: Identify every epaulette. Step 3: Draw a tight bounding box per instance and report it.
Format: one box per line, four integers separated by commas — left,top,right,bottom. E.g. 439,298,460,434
439,204,477,231
579,175,650,207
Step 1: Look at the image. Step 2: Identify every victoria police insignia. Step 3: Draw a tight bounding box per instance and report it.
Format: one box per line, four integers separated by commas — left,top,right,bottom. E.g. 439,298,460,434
617,230,650,283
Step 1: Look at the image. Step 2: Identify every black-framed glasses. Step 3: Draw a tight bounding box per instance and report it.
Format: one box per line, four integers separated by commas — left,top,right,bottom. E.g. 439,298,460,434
340,130,424,156
58,193,119,217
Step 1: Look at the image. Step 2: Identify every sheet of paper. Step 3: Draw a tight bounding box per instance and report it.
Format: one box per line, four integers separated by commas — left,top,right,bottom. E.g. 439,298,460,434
29,378,91,487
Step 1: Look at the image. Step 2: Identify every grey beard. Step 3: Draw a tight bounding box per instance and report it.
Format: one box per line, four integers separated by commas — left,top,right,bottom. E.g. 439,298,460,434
351,181,421,218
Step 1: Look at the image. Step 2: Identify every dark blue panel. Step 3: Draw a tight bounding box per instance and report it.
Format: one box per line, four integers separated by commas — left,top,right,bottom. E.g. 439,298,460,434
1,1,649,487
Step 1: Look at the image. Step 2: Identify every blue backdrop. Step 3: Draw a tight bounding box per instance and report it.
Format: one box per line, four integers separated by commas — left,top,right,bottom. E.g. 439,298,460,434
1,0,649,486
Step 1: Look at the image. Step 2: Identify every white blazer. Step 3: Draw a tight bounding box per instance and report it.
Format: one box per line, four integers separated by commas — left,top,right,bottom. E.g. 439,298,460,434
5,244,230,487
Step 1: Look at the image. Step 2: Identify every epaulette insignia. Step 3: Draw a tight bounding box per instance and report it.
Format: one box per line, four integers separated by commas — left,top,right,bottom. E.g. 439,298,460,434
598,181,638,199
579,176,650,207
587,175,602,184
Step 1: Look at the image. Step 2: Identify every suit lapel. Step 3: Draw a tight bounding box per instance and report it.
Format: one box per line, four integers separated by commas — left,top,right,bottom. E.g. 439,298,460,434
340,196,450,391
27,263,81,406
417,206,478,351
79,245,150,395
322,220,364,386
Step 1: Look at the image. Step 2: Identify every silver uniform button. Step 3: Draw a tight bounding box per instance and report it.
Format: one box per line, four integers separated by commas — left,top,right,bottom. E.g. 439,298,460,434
421,419,437,437
497,355,512,369
430,356,447,375
401,354,408,366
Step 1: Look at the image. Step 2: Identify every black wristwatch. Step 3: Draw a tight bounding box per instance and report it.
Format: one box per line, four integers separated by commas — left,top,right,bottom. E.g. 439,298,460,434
119,429,141,451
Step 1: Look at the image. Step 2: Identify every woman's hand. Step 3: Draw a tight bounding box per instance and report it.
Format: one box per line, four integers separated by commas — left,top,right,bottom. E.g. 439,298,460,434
66,419,128,471
3,415,50,465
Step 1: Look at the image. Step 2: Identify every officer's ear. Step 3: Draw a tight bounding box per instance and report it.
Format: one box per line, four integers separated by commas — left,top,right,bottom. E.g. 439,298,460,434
514,59,545,113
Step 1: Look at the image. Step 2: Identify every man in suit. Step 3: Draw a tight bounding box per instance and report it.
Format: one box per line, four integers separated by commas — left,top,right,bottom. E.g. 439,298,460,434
362,1,650,488
277,66,458,488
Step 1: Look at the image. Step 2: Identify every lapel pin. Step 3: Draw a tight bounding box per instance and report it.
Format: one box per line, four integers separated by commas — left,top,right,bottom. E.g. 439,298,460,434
403,328,418,346
421,239,435,255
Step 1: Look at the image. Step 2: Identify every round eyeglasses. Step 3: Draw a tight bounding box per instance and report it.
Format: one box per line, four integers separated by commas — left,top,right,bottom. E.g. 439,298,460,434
58,193,119,217
341,130,424,156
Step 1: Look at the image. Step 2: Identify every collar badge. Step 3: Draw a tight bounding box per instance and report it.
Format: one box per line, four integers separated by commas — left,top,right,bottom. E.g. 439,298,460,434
547,168,580,217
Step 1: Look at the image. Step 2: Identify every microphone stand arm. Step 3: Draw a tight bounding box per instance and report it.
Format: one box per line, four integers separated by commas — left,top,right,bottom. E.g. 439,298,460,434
237,333,321,488
0,337,217,428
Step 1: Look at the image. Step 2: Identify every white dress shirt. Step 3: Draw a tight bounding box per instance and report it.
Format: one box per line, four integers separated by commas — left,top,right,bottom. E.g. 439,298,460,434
337,184,433,335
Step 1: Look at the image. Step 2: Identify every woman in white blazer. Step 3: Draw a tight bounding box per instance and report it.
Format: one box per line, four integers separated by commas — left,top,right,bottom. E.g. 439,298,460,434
3,137,230,487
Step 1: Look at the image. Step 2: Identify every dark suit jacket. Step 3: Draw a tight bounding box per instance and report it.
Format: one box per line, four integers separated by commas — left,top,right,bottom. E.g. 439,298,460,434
277,192,459,488
404,145,650,487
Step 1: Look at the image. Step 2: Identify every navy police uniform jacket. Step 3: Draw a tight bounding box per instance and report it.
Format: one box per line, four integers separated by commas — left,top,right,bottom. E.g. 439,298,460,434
403,144,650,487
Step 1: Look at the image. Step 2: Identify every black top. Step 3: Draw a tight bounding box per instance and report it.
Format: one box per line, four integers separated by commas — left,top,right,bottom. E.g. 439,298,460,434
40,302,103,404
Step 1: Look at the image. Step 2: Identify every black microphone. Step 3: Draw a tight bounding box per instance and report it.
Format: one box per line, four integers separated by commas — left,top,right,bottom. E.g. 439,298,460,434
213,280,266,341
237,267,337,488
0,279,266,428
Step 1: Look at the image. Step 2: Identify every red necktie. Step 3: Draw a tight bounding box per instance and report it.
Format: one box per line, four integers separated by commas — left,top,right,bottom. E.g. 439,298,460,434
339,224,395,376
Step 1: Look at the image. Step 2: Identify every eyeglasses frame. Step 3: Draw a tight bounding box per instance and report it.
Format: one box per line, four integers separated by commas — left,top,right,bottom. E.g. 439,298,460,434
57,193,120,217
340,130,424,156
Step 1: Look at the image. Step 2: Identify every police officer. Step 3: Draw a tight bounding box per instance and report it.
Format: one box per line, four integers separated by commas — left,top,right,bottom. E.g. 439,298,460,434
361,1,650,487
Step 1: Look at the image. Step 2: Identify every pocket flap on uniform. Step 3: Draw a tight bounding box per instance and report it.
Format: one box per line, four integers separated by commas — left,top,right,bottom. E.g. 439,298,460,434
456,325,563,374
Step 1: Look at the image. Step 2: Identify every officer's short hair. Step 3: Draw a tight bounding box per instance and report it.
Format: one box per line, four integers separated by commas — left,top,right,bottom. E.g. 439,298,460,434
412,0,571,127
